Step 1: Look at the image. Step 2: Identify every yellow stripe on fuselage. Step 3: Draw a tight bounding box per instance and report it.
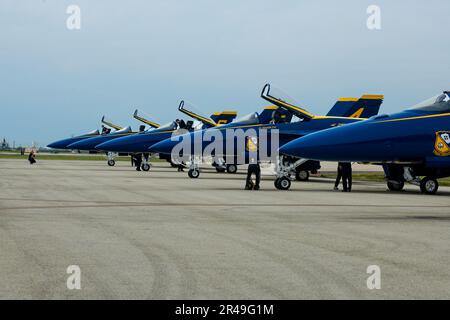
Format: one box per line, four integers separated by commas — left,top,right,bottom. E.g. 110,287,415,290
377,112,450,123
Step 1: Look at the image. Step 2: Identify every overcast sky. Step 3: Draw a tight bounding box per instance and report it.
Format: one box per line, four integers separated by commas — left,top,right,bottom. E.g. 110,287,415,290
1,0,449,146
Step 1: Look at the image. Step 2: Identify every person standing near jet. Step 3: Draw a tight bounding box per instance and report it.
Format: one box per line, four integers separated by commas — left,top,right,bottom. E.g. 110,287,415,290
341,162,352,192
245,159,261,190
133,153,142,171
334,162,343,190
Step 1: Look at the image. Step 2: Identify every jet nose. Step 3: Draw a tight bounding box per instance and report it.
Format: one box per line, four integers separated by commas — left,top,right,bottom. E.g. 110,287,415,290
47,142,62,149
279,137,320,159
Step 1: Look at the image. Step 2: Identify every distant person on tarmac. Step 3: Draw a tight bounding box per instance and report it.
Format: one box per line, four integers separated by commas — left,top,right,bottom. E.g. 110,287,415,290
133,153,142,171
28,150,36,164
334,162,343,190
245,157,261,190
341,162,352,192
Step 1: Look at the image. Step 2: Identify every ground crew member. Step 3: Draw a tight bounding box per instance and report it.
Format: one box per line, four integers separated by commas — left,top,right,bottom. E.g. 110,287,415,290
245,158,261,190
342,162,352,192
134,153,142,171
334,162,343,190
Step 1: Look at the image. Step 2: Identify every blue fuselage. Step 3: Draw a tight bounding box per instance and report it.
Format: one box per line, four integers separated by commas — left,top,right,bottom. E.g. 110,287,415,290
279,110,450,166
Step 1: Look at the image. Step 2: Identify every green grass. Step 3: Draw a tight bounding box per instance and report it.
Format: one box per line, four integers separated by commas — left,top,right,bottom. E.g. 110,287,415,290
0,154,164,162
320,172,450,187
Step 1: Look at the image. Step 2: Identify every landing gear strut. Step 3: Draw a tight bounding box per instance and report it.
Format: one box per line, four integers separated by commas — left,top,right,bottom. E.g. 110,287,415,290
274,156,308,190
188,156,201,179
107,152,118,167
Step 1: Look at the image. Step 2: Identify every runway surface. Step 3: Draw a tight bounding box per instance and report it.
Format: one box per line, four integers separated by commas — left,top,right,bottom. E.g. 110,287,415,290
1,159,449,299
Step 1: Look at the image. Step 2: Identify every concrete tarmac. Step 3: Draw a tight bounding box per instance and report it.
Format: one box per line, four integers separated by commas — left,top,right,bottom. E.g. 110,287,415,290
0,159,449,299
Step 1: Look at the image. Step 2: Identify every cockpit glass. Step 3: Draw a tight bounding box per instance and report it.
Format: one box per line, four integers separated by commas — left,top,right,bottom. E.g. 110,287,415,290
232,112,260,125
261,84,301,109
409,93,450,112
112,126,132,134
152,121,176,132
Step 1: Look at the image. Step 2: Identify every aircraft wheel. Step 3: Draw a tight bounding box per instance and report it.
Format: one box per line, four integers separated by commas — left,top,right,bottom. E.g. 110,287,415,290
107,160,115,167
295,170,309,181
420,177,438,195
141,163,151,171
215,167,226,173
226,164,237,174
188,169,200,179
387,180,404,191
275,177,291,190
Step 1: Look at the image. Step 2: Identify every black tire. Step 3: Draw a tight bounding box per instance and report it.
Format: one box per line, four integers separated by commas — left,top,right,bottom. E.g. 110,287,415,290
420,177,438,195
107,160,115,167
141,163,151,171
188,169,200,179
226,164,237,174
215,167,226,173
275,177,291,190
295,170,309,181
387,180,404,191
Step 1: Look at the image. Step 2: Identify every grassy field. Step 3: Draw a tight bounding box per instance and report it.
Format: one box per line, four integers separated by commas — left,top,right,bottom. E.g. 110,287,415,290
0,153,163,162
320,172,450,187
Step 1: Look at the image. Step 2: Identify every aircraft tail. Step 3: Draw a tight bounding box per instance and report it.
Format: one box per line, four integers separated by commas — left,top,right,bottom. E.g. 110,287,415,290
326,95,384,118
210,111,237,125
326,98,359,117
133,110,160,128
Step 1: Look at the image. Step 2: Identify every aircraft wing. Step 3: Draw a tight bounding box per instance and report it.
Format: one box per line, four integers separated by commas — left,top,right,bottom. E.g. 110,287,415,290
178,101,217,128
101,116,123,130
133,110,160,128
261,84,315,120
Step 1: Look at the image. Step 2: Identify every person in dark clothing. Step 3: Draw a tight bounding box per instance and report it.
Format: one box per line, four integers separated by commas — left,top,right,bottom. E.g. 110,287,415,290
28,150,36,164
133,153,142,171
245,158,261,190
334,162,343,190
341,162,352,192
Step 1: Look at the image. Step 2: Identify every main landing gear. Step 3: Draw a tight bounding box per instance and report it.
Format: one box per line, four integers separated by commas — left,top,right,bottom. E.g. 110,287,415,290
385,166,439,195
212,158,238,174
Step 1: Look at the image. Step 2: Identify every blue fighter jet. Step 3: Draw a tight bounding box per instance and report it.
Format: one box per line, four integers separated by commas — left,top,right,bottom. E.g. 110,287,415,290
279,91,450,194
150,84,384,186
46,115,125,150
95,101,238,170
47,129,101,150
66,115,158,168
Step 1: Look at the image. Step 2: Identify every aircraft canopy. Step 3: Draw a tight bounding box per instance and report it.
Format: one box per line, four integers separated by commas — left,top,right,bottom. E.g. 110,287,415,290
111,126,132,135
232,112,260,125
154,121,177,132
409,92,450,112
